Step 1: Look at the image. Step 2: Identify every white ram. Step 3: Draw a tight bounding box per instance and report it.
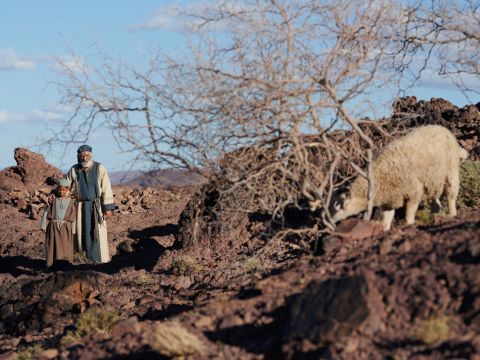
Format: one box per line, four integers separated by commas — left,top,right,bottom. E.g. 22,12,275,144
330,125,468,230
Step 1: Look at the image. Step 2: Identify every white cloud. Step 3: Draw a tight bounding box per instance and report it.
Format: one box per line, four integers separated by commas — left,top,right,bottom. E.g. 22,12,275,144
0,49,36,71
0,106,75,125
30,105,74,123
31,109,65,122
417,68,480,91
132,2,258,32
0,110,25,124
52,55,89,75
132,7,177,31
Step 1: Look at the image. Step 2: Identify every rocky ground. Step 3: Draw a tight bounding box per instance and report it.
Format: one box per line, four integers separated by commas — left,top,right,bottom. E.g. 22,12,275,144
0,98,479,359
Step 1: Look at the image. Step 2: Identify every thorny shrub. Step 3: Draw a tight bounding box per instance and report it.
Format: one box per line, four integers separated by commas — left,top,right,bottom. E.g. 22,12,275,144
179,98,480,250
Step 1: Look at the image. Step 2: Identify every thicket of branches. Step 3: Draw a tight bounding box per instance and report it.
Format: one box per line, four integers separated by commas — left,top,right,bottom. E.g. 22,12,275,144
48,0,479,237
409,0,480,99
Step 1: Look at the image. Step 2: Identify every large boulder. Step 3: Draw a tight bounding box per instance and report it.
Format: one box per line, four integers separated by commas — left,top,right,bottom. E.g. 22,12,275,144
0,148,62,218
283,274,383,357
0,271,106,335
0,168,23,192
13,148,63,187
0,148,62,192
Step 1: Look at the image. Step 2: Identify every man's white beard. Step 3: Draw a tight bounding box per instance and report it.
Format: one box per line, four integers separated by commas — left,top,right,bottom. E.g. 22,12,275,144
80,160,94,168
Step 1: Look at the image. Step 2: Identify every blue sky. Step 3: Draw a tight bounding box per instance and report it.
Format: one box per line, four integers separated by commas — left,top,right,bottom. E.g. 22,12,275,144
0,1,478,172
0,1,181,171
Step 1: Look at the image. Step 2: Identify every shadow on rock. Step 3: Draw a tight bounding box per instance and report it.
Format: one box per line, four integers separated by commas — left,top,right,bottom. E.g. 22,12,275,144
421,220,480,234
0,271,105,336
110,352,169,360
39,238,167,275
0,255,45,276
96,238,166,274
0,225,180,277
141,303,194,321
128,224,179,240
205,306,286,358
282,274,384,358
412,341,477,359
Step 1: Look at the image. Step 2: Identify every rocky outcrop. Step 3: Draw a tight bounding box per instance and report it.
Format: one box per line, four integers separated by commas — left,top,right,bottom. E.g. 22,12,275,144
0,148,62,194
13,148,63,186
0,271,106,335
114,186,186,214
391,96,480,159
283,274,384,357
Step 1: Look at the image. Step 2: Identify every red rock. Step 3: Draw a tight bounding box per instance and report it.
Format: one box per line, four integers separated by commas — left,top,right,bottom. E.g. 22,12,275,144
0,351,17,360
13,148,62,186
0,168,23,192
335,218,384,240
194,316,214,328
174,275,192,291
218,314,244,329
39,349,58,360
378,236,394,255
14,199,27,210
11,190,29,200
111,317,140,339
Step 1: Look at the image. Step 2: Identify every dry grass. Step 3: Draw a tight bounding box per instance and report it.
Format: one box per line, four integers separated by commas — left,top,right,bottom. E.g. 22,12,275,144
18,343,42,360
170,255,195,276
136,273,155,285
62,308,119,343
148,321,203,357
411,316,451,345
415,207,434,225
74,251,88,263
243,257,262,274
414,206,443,226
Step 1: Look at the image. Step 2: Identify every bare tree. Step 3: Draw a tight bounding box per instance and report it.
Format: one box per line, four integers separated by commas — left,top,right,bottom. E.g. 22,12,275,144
49,0,424,236
403,0,480,100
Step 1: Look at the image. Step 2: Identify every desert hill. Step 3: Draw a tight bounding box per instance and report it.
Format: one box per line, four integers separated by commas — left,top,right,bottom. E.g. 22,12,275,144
0,97,479,359
109,169,204,188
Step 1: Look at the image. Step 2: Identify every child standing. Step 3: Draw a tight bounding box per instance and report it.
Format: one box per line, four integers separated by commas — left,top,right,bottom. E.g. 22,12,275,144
40,179,77,268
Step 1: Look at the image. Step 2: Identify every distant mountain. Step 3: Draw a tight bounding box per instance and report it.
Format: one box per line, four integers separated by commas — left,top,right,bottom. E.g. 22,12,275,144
109,169,205,188
109,171,143,185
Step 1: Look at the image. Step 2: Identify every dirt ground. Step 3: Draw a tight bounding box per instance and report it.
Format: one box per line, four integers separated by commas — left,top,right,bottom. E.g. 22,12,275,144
0,96,480,359
0,178,479,359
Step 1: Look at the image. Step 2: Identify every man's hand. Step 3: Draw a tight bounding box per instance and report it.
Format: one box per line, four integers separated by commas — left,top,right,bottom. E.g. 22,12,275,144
47,193,55,204
104,210,113,219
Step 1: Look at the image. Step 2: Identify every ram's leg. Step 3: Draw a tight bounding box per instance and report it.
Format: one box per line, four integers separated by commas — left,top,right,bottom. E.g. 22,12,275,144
445,174,460,217
405,199,420,225
382,209,395,231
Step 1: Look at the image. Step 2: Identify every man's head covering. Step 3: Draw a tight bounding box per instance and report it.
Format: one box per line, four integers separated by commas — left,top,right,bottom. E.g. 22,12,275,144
77,144,93,154
57,178,71,188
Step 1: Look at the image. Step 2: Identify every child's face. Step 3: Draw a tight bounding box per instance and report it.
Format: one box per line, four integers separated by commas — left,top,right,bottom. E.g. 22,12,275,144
56,186,69,198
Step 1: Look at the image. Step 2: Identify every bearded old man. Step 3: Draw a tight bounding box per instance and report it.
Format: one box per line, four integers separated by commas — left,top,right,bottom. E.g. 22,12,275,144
66,145,115,263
